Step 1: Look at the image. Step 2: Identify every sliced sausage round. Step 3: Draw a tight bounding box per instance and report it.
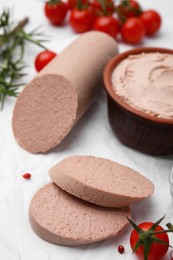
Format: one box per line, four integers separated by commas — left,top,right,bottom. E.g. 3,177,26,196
29,182,130,246
49,155,154,208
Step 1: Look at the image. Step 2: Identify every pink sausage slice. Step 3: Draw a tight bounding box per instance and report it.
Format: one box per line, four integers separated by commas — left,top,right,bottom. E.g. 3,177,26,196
29,183,130,246
12,31,118,153
49,156,154,208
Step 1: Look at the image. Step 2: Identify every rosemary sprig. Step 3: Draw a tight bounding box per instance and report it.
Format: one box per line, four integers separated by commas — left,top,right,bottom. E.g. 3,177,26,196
0,8,47,110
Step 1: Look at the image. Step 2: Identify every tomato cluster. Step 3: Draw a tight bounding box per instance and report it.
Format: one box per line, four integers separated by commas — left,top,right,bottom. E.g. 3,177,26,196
44,0,162,45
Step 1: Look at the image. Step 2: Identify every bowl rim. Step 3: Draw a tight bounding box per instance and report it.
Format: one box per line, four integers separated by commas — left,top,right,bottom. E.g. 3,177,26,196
103,46,173,125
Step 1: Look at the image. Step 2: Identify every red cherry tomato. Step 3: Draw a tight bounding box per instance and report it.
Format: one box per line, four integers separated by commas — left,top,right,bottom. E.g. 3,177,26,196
121,17,145,44
69,8,95,33
35,50,57,72
130,222,169,260
91,0,115,16
140,10,162,36
117,0,141,18
93,16,119,38
44,0,67,25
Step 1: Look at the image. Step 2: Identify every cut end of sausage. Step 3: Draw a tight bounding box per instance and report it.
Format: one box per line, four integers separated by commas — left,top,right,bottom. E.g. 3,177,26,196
49,156,154,208
12,74,77,153
29,182,131,246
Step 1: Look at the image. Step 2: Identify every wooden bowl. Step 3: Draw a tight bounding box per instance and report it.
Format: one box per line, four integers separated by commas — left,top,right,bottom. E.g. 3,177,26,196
103,47,173,155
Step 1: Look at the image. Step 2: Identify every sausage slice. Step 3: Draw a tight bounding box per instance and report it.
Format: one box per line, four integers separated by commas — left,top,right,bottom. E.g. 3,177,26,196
49,156,154,208
29,183,130,246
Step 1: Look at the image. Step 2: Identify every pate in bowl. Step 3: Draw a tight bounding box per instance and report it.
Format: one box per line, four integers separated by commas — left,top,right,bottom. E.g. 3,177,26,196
103,47,173,155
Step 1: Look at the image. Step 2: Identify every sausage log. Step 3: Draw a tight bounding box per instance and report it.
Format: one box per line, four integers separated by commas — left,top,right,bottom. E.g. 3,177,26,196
12,31,118,153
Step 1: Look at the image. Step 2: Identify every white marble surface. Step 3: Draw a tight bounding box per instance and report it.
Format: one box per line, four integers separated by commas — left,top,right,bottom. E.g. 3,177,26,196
0,0,173,259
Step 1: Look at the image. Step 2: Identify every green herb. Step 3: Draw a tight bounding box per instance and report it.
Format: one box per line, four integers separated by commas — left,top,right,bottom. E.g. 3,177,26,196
0,8,47,110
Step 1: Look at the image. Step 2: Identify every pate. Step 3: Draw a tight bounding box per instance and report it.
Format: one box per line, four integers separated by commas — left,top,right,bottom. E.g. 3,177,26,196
112,52,173,119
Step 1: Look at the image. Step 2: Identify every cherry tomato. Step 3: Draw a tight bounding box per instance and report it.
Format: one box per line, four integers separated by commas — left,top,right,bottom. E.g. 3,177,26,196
35,50,57,72
121,17,145,44
93,16,119,38
91,0,115,16
67,0,89,9
44,0,67,25
130,222,169,260
69,8,95,33
117,0,141,18
140,10,162,36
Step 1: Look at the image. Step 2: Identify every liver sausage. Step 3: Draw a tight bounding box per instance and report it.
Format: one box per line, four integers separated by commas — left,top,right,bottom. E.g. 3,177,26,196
29,183,130,246
12,31,118,153
49,156,154,208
